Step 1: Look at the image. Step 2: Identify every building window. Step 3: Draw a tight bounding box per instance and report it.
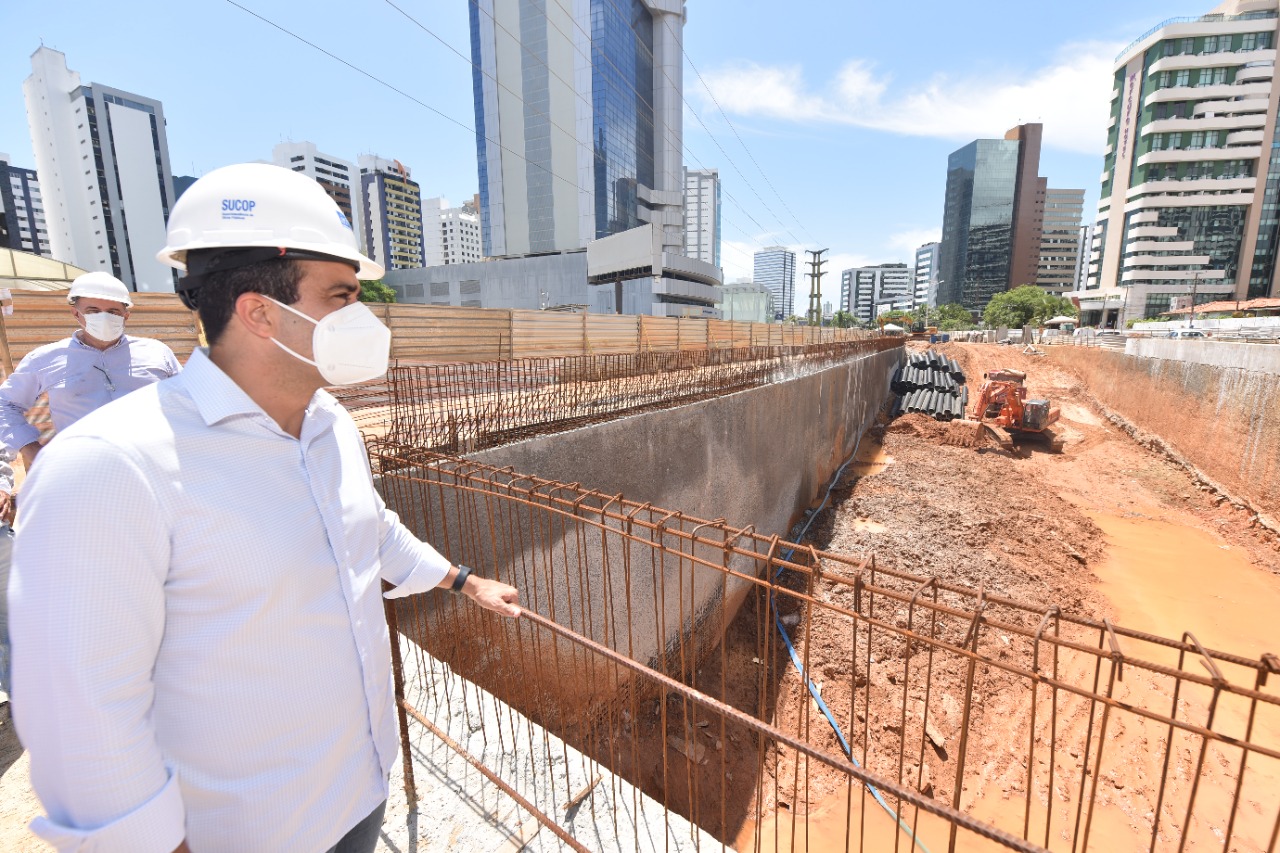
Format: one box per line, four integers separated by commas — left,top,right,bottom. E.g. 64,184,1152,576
1175,70,1190,87
1242,33,1257,51
1189,131,1205,149
1260,32,1272,50
1181,37,1194,54
1204,35,1218,53
1205,130,1220,148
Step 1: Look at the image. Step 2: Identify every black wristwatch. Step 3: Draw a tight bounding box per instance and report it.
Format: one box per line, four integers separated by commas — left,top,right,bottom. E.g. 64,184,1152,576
450,564,473,593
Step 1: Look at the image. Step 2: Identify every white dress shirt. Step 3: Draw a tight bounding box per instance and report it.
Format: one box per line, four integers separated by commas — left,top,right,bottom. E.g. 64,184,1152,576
10,348,451,852
0,331,182,452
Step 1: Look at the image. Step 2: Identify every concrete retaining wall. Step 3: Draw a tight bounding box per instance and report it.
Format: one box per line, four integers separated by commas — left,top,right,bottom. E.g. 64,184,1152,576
381,346,901,676
1051,346,1280,516
471,346,901,542
1124,337,1280,376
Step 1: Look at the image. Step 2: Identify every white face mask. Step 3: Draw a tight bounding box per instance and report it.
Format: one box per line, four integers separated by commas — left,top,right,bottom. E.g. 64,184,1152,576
82,312,126,342
267,297,392,386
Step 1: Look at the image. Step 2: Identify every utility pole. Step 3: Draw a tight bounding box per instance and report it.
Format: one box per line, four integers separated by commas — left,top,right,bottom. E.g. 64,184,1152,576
805,249,827,326
1189,270,1202,329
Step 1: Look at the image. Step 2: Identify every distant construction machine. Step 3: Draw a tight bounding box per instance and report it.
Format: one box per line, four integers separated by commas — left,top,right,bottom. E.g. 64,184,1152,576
968,368,1064,452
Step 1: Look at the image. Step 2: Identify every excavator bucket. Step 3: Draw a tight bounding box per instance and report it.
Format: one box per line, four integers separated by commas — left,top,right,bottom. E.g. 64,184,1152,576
945,418,988,448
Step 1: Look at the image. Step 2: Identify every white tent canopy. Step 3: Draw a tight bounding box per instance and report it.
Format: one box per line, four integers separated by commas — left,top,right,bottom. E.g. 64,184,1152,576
0,247,82,291
1043,315,1078,326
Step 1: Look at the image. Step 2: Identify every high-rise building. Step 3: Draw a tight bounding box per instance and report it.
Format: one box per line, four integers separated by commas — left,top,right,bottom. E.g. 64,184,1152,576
172,175,198,202
358,155,424,272
914,242,940,308
1036,188,1085,295
469,0,685,258
938,123,1044,313
1073,223,1096,292
423,197,483,267
840,264,913,324
24,47,177,291
1087,0,1280,327
754,246,796,320
0,153,49,257
684,167,720,266
273,142,362,251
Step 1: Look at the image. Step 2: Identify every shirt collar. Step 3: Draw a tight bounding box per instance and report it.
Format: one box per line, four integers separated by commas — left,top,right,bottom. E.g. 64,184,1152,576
180,348,340,432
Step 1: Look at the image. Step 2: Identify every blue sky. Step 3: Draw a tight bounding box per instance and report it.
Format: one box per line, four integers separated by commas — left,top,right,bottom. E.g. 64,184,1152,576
1,0,1216,305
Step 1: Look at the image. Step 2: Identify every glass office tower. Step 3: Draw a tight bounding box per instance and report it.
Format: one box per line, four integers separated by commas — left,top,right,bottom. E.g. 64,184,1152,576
470,0,685,258
938,139,1021,312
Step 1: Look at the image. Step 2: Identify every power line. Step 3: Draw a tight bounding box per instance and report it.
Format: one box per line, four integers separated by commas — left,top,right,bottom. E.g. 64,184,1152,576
675,35,818,245
225,0,786,271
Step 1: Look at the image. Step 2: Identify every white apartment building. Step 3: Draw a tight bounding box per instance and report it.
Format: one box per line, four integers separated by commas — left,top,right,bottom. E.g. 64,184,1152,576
1088,0,1280,326
913,242,940,308
841,264,913,324
754,246,795,320
422,197,483,267
1073,223,1096,291
24,47,176,292
273,142,363,252
684,168,720,266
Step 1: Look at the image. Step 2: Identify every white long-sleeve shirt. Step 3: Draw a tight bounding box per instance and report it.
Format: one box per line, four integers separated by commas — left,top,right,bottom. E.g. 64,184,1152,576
0,331,182,452
10,347,452,852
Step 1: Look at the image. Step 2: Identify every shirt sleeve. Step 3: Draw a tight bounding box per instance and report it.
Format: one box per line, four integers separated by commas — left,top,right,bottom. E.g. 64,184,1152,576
0,352,46,452
10,434,187,853
375,488,453,599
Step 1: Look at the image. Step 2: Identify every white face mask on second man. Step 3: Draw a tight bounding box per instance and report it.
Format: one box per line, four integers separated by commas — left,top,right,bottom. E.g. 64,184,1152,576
83,312,126,342
266,297,392,386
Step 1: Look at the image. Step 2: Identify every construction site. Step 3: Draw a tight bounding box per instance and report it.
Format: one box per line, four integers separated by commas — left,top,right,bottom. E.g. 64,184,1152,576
0,295,1278,852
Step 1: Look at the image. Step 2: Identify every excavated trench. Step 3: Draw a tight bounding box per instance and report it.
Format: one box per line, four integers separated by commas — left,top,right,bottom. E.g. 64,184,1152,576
728,341,1280,851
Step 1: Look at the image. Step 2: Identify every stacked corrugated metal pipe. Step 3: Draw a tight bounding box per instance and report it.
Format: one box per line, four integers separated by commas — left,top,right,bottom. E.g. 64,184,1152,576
891,350,968,421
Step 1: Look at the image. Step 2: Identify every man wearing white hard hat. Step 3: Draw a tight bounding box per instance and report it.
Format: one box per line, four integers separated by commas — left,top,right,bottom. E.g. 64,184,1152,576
11,163,520,853
0,271,179,708
0,271,181,472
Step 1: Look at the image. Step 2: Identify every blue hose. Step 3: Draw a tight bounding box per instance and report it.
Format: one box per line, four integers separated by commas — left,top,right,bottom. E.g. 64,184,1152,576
770,428,933,853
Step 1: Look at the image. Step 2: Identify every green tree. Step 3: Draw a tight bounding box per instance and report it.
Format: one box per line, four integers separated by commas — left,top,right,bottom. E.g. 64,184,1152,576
359,279,397,304
831,310,856,328
784,314,802,325
932,303,975,331
982,285,1076,328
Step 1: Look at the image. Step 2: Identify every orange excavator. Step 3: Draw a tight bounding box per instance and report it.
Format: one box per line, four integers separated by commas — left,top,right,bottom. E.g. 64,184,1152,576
968,368,1064,452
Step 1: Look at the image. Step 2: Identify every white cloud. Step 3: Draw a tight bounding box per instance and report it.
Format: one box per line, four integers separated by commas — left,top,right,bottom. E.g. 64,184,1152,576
697,42,1120,154
887,228,942,260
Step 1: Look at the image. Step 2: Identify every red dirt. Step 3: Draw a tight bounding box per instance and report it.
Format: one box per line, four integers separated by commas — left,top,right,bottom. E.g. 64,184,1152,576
733,342,1280,851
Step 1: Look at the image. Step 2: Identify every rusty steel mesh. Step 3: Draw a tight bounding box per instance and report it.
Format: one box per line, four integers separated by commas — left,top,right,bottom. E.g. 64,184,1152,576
369,445,1280,853
375,340,900,452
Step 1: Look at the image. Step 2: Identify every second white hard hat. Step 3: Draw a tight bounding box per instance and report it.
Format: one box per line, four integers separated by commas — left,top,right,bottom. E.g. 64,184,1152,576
155,163,383,280
68,271,133,307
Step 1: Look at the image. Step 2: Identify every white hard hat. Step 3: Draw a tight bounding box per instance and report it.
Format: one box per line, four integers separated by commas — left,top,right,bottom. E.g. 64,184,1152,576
68,271,133,307
156,163,383,279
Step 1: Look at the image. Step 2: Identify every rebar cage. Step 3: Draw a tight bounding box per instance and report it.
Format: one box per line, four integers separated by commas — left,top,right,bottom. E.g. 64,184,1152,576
370,445,1280,853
